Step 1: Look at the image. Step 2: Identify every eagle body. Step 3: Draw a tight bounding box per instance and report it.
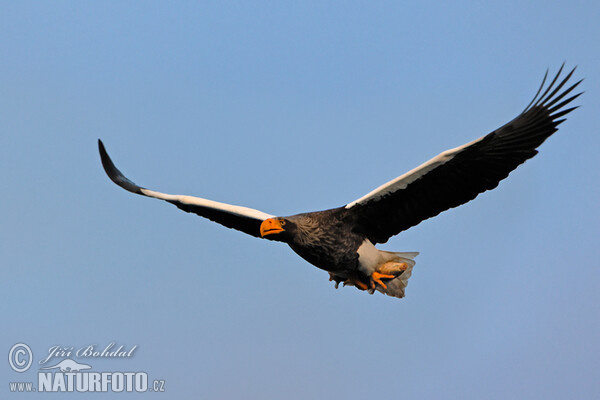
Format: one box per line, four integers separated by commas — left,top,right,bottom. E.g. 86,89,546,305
283,210,363,273
99,66,581,299
274,209,417,295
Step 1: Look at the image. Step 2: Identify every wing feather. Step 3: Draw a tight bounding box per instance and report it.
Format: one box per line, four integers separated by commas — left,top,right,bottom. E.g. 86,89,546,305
98,140,274,238
344,66,582,244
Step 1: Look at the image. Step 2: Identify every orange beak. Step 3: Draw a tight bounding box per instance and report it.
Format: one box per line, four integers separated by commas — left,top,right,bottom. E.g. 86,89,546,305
260,218,285,237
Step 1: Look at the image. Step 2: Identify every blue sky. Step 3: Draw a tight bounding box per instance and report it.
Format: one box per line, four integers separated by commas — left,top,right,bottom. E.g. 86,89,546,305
1,1,599,399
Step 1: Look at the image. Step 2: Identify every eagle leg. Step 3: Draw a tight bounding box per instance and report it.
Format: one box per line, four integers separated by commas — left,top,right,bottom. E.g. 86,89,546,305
341,272,369,291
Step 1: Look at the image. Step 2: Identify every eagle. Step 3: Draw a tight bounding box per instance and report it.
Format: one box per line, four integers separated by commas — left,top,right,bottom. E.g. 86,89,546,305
99,66,581,299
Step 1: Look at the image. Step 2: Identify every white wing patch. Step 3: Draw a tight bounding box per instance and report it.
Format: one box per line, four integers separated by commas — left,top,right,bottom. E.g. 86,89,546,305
345,136,484,209
140,188,275,221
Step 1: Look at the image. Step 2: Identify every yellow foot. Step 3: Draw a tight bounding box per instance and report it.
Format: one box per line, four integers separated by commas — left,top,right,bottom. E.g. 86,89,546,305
370,271,396,289
370,262,409,289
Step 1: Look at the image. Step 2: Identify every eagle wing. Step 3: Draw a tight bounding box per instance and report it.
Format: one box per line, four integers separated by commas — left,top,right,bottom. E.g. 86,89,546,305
98,140,274,238
343,65,582,244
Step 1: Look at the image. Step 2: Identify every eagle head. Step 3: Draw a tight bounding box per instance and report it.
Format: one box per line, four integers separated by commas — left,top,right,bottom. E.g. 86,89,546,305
260,218,294,241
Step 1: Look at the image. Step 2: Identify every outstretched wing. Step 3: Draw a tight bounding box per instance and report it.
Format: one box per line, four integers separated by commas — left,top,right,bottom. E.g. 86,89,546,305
343,65,582,244
98,140,274,238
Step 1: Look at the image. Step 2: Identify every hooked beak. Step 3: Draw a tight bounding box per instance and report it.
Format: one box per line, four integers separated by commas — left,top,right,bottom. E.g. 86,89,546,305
260,218,285,237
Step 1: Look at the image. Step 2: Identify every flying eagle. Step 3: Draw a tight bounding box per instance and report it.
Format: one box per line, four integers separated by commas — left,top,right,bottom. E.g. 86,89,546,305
99,66,581,299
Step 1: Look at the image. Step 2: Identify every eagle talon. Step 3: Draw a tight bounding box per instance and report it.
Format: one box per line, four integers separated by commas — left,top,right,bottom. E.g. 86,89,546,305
329,273,344,289
371,271,396,289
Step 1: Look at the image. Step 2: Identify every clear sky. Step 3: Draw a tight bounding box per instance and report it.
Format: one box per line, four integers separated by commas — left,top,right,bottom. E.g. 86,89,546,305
1,1,599,399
